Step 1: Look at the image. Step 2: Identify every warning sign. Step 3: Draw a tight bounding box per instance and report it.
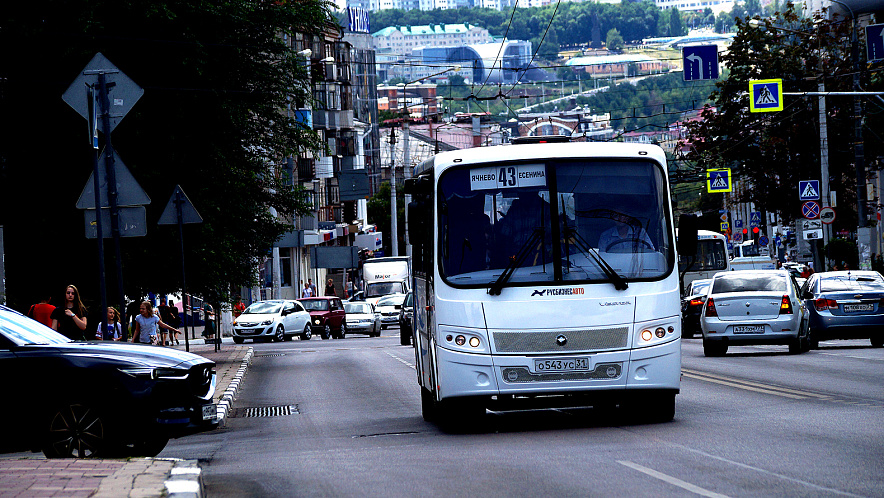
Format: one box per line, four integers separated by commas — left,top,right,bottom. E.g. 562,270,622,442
706,168,732,193
749,79,783,113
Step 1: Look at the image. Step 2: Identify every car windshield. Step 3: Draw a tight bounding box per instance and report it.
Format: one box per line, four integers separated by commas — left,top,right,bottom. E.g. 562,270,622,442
438,159,672,287
712,274,786,294
300,300,330,311
344,303,372,314
689,280,711,296
819,273,884,292
377,295,404,306
243,302,282,314
366,282,405,297
0,310,71,346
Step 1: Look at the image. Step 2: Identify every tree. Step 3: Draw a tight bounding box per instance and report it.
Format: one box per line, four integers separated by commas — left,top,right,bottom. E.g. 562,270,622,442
367,181,405,256
606,28,625,52
682,6,857,226
668,8,687,37
0,0,333,312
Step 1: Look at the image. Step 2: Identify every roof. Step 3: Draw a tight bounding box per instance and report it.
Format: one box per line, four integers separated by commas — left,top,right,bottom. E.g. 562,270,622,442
566,53,661,67
373,23,479,37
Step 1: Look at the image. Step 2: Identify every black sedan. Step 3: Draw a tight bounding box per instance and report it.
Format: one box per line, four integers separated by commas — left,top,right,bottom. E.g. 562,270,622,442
681,278,711,338
0,305,218,458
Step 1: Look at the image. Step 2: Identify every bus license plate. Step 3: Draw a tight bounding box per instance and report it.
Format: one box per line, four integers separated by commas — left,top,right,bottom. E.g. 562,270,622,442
733,325,764,334
534,357,590,373
843,304,873,313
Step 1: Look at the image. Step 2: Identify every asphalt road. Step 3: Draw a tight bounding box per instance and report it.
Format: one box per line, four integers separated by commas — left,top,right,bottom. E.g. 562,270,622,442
162,329,884,497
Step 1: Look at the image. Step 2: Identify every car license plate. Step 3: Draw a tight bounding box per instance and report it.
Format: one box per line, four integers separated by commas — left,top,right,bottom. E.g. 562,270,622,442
534,357,590,373
843,304,873,313
733,325,764,334
202,404,217,421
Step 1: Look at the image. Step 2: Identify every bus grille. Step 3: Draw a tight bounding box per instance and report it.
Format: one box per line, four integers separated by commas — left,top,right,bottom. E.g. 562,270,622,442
501,363,623,383
492,327,629,353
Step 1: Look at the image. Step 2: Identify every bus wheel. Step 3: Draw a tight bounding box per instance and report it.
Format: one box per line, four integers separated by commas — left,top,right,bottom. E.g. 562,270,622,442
646,392,676,423
436,398,485,433
420,387,437,422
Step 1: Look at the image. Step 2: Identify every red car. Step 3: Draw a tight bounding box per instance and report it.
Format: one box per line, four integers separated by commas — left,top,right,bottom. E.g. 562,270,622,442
298,297,347,339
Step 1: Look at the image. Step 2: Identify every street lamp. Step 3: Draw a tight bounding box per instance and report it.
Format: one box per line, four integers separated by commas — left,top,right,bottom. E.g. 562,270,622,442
390,64,460,257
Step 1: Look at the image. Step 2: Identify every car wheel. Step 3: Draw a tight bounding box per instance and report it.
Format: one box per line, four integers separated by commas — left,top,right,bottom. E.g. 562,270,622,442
703,339,727,357
42,403,110,458
321,324,331,340
871,336,883,348
123,436,169,457
300,323,312,341
340,321,347,339
274,325,285,342
233,336,244,344
808,328,820,349
788,337,802,354
400,328,411,346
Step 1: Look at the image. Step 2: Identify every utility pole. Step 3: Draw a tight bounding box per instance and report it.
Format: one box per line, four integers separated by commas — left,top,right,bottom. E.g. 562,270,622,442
389,125,398,257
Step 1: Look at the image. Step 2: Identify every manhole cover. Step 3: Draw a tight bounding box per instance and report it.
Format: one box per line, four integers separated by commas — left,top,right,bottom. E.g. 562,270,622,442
232,405,299,418
255,353,286,358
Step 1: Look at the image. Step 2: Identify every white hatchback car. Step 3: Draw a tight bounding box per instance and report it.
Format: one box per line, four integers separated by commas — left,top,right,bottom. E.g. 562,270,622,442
374,294,406,329
343,302,381,337
232,300,312,343
700,269,808,356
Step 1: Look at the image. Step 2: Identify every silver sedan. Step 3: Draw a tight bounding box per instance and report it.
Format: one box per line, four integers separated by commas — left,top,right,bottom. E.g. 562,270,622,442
700,269,808,356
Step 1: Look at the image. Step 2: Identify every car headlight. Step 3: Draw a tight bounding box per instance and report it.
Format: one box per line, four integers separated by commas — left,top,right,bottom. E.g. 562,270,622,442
314,319,320,325
261,319,273,326
119,367,187,380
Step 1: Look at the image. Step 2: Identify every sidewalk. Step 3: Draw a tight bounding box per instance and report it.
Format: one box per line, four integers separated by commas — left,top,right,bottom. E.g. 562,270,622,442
0,342,252,498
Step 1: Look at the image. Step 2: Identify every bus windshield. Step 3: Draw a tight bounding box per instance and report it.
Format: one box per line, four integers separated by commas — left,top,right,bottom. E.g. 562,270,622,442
438,159,672,287
679,238,728,272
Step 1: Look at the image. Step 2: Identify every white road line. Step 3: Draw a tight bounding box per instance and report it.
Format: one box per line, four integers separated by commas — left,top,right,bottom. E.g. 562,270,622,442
819,352,884,362
617,460,730,498
386,351,415,369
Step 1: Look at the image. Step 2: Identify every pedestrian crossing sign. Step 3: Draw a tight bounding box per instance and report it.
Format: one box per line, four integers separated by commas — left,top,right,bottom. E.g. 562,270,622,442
798,180,820,201
707,168,732,193
749,79,783,113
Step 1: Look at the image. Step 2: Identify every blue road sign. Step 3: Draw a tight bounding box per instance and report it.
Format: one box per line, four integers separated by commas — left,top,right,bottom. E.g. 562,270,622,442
707,168,732,193
759,235,769,246
735,220,743,229
867,24,884,62
749,79,783,112
799,180,820,201
749,212,761,227
683,46,719,81
802,201,821,220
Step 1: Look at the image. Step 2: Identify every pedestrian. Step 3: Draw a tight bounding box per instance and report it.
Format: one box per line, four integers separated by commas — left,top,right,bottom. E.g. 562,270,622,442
133,300,179,345
157,297,174,346
325,278,337,297
301,281,314,298
27,294,56,328
51,285,88,341
308,279,317,297
345,278,354,299
233,297,246,318
96,307,123,341
168,299,181,345
201,303,216,340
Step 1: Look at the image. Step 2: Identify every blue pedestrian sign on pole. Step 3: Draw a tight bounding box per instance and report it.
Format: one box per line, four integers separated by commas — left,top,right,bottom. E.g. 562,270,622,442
682,46,719,81
867,24,884,62
706,168,732,193
749,211,761,227
799,180,820,201
749,79,783,113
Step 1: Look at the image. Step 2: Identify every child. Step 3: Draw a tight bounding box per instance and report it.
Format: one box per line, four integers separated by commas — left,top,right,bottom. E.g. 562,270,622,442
96,307,123,341
134,300,180,345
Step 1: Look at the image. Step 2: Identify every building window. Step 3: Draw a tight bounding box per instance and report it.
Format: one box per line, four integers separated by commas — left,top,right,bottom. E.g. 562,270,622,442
280,249,293,287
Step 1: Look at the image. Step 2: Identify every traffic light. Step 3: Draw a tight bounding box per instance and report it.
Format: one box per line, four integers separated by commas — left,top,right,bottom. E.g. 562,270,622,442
752,226,760,241
742,228,749,241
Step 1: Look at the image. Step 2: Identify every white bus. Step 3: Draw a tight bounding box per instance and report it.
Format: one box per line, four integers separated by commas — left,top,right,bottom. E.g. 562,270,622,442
678,229,730,289
404,137,693,428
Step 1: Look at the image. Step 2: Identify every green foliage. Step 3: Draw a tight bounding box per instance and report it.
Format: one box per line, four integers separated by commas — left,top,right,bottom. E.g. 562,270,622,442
668,8,686,37
825,239,858,270
366,181,405,255
606,29,624,51
0,0,333,311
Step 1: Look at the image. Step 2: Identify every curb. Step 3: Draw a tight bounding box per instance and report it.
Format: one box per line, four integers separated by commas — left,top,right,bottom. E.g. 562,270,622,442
163,458,204,498
216,346,253,427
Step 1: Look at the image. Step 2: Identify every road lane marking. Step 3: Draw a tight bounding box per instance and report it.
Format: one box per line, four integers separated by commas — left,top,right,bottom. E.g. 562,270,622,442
682,369,833,400
617,460,730,498
658,442,865,497
386,351,415,369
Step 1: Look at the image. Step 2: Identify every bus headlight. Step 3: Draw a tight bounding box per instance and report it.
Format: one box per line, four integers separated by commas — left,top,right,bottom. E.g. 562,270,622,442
635,320,679,348
439,327,487,353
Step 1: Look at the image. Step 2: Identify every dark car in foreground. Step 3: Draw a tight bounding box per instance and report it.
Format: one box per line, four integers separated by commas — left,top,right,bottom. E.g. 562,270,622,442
399,291,414,345
801,271,884,348
0,305,217,458
681,278,711,338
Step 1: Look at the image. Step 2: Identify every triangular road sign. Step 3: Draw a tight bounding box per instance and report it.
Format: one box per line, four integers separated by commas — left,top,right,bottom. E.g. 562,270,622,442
158,185,203,225
711,174,728,188
756,86,777,105
76,149,151,209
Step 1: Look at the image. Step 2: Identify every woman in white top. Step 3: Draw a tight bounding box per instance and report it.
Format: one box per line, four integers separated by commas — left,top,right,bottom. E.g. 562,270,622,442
133,300,180,345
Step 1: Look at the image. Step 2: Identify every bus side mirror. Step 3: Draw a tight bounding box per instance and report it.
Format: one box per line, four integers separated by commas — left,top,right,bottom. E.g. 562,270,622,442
404,176,431,195
677,214,699,257
407,199,426,242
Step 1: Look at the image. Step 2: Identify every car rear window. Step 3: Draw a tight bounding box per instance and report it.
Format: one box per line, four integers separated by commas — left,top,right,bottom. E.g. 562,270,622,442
819,274,884,293
712,274,786,294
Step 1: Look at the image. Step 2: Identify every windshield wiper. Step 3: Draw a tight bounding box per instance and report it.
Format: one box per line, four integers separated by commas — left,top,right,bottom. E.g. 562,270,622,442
488,228,544,296
563,227,628,291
